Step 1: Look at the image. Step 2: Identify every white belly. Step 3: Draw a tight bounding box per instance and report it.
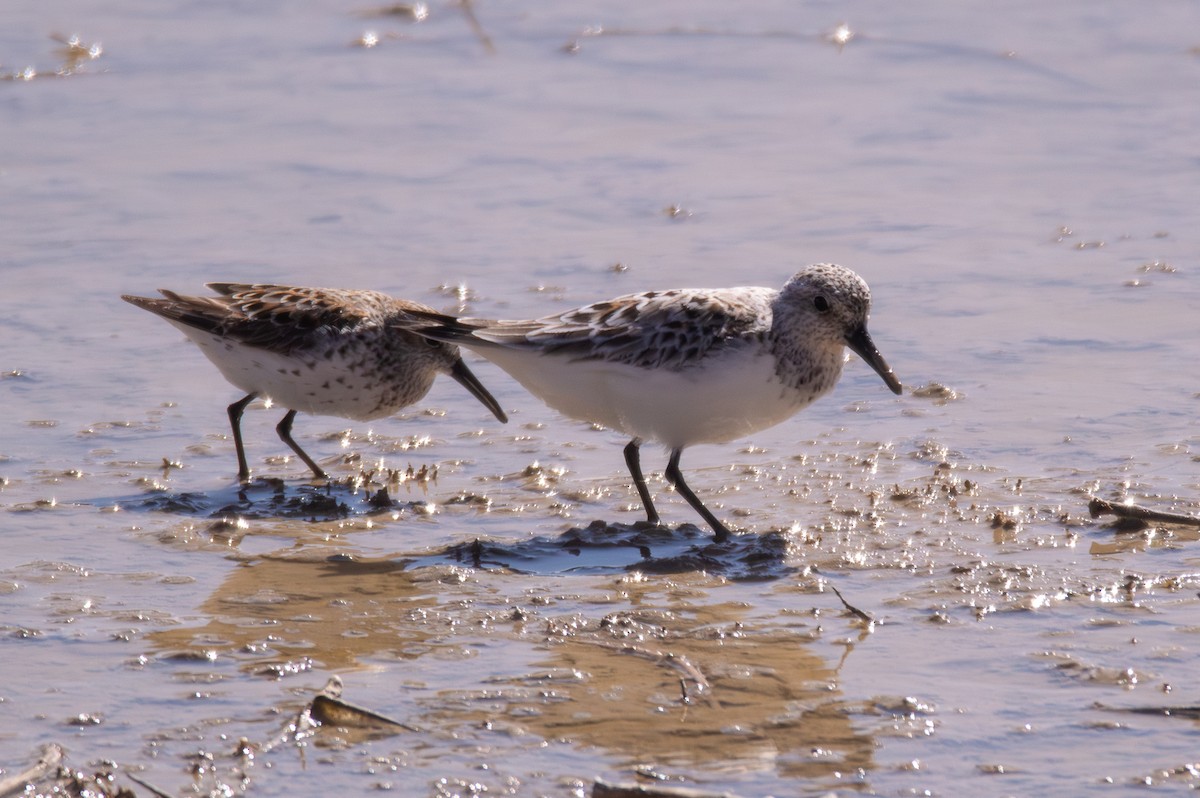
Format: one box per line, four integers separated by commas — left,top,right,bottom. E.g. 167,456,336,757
173,325,428,421
478,345,831,449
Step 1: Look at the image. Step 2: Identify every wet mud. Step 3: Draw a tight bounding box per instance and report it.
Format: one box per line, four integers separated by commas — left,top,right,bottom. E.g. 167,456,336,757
3,1,1199,796
5,425,1200,795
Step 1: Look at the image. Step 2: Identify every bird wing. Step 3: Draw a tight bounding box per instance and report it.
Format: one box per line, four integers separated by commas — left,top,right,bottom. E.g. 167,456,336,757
123,284,398,354
403,287,772,371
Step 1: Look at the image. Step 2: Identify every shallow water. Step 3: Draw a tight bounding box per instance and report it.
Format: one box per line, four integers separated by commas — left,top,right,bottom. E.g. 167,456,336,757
2,1,1199,796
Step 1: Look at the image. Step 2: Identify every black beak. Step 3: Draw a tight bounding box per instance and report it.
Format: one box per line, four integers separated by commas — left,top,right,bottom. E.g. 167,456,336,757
449,359,508,423
845,325,902,395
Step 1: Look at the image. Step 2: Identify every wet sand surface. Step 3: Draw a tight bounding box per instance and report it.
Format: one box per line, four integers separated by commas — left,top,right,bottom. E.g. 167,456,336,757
2,2,1199,796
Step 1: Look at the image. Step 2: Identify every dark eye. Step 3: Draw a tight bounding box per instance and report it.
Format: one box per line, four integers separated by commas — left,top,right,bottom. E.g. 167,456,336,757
813,296,830,313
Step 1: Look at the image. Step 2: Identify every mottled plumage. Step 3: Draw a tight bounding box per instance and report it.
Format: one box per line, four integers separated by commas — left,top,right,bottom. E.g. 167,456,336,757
122,283,507,481
399,264,901,541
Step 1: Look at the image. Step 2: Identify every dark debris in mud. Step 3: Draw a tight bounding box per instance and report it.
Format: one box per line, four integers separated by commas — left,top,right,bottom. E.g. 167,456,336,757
439,519,796,580
0,678,416,798
0,741,174,798
306,675,417,734
125,477,427,522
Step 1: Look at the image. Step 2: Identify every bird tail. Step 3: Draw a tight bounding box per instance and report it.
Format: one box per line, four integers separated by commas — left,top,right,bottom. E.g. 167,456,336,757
122,290,231,335
394,307,492,345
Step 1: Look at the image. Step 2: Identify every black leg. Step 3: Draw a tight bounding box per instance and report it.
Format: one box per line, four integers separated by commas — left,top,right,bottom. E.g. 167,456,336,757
275,410,328,480
623,438,660,525
664,448,731,543
227,393,257,482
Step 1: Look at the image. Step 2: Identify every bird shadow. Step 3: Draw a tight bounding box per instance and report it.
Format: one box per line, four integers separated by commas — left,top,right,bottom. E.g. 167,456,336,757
436,519,797,582
99,481,797,581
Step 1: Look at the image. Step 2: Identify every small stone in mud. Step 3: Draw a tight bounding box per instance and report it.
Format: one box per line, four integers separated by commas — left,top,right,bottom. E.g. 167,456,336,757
990,511,1019,530
444,493,491,508
911,382,962,404
207,516,247,534
65,712,103,726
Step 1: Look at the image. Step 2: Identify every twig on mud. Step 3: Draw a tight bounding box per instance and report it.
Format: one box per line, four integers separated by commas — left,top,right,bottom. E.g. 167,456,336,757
456,0,496,54
827,583,873,624
1088,497,1200,528
585,640,713,705
593,776,745,797
125,771,174,798
1098,703,1200,719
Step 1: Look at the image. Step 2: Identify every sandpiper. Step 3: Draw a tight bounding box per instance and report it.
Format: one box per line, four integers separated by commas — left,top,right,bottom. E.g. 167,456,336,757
122,283,507,481
398,264,901,541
